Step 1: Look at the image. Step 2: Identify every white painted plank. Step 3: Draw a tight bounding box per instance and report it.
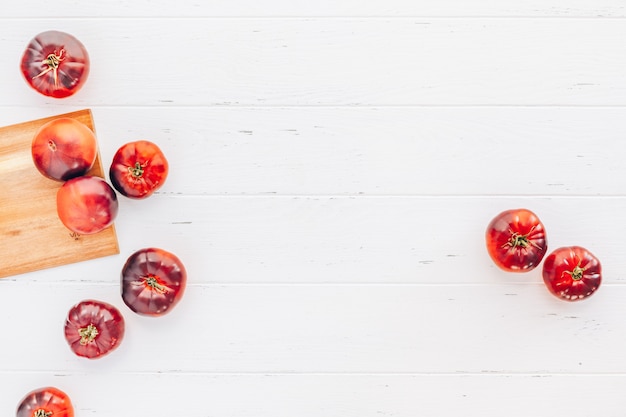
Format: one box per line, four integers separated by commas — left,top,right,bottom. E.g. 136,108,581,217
2,372,626,417
0,281,623,374
2,106,625,196
1,19,625,106
3,0,626,17
3,195,624,285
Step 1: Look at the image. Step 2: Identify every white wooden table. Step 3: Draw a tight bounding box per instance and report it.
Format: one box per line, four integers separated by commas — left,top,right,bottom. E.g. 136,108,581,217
1,1,626,415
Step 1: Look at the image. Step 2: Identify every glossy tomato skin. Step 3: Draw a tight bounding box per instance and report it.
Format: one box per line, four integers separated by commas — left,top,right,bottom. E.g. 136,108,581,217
21,30,89,98
486,208,547,272
109,140,169,199
64,299,125,359
121,248,187,316
32,118,97,181
56,176,119,235
17,386,74,417
542,246,602,302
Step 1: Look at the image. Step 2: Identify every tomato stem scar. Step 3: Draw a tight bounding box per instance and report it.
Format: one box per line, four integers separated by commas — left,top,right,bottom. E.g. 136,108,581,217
78,323,99,345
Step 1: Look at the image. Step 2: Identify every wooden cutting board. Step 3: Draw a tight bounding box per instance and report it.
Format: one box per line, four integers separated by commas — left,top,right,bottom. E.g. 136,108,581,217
0,109,119,278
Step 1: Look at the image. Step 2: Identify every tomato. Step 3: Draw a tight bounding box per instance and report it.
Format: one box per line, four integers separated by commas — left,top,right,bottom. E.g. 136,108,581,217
20,30,89,98
109,140,169,199
16,386,74,417
485,208,547,272
64,299,125,359
31,118,97,181
56,176,119,235
121,248,187,316
542,246,602,301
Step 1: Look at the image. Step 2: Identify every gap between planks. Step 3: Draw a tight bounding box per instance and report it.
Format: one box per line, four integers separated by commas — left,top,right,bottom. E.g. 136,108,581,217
2,16,626,20
148,193,626,199
4,369,626,377
5,104,626,109
3,281,626,287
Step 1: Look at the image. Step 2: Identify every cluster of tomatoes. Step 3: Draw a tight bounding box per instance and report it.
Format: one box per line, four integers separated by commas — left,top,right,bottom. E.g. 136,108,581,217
486,208,602,302
16,30,187,417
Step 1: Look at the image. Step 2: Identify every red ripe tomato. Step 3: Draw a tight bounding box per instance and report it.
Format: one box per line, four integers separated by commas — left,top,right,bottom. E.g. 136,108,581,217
109,140,169,199
20,30,89,98
56,176,119,235
121,248,187,316
16,387,74,417
64,299,125,359
542,246,602,301
485,208,547,272
32,118,97,181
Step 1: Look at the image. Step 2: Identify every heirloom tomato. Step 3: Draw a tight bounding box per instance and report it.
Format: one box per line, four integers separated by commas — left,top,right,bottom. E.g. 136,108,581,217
109,140,169,199
64,299,125,359
56,176,118,235
486,208,547,272
32,118,97,181
121,248,187,316
16,386,74,417
20,30,89,98
542,246,602,301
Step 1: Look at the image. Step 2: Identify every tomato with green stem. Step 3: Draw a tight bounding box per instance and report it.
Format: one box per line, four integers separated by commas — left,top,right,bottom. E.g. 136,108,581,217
109,140,169,199
485,208,547,272
20,30,90,98
542,246,602,301
64,299,125,359
121,248,187,316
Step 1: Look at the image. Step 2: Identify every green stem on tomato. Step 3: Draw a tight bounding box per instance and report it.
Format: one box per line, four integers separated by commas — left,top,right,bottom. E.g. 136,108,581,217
78,323,99,345
128,162,145,178
569,265,584,281
32,49,66,88
502,226,542,250
145,276,169,294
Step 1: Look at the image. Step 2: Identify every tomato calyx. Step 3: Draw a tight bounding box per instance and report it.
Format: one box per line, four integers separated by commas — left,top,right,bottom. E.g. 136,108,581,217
128,161,146,178
78,323,99,345
33,410,53,417
32,49,67,88
565,264,584,281
502,226,542,250
142,275,171,294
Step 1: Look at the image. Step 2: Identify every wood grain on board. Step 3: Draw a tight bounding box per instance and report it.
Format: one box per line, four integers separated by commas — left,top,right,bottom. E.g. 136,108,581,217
0,109,119,278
